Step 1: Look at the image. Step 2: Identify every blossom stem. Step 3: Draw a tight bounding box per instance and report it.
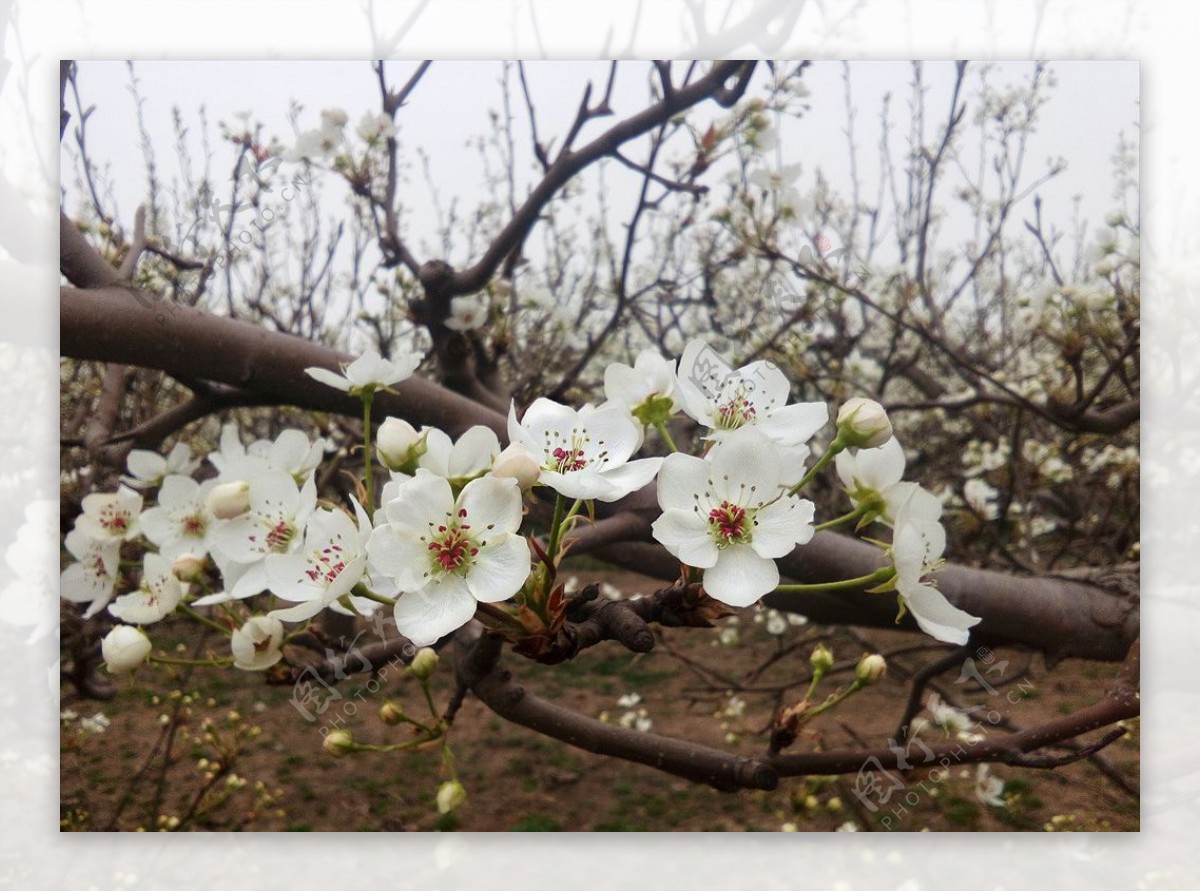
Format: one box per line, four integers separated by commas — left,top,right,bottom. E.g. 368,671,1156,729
361,389,375,516
774,566,894,594
788,434,847,496
352,583,396,607
177,603,232,636
654,421,679,453
546,493,567,563
150,654,235,667
803,681,866,720
813,504,868,532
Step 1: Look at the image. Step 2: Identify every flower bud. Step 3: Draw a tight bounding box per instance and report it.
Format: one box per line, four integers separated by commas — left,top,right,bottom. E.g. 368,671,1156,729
490,442,540,491
323,729,355,758
379,702,405,726
102,625,152,673
855,653,887,685
409,647,439,680
836,397,893,449
810,642,834,676
1104,209,1124,227
320,107,348,128
376,418,425,471
206,481,251,519
171,553,206,582
436,779,467,814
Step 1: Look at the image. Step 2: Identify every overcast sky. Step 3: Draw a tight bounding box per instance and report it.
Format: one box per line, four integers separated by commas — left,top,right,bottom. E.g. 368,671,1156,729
62,59,1138,290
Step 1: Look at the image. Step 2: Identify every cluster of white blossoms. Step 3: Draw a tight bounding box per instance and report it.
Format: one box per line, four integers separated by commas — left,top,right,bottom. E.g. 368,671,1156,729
61,338,981,678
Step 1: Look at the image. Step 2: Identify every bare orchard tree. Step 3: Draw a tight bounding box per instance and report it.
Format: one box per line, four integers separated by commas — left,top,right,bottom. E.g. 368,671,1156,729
59,60,1137,801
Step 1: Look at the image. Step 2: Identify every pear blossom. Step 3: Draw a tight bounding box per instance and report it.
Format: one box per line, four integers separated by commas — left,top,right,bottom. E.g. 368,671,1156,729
203,472,318,602
379,425,501,504
305,348,422,396
108,552,185,625
890,498,981,645
675,339,827,450
376,418,425,470
748,163,803,214
963,478,1000,520
603,350,680,427
101,625,152,674
266,499,372,624
368,471,530,647
60,529,122,619
444,294,488,332
975,764,1007,808
834,438,940,527
139,475,218,560
836,397,893,449
652,428,815,606
507,398,663,502
357,111,397,143
489,442,541,490
209,426,327,484
122,442,200,489
230,616,286,671
75,486,143,542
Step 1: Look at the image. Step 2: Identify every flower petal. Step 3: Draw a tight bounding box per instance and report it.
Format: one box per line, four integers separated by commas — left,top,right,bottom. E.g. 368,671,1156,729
702,544,779,607
652,509,719,568
750,497,815,559
305,367,351,391
459,476,522,536
466,534,530,602
392,578,477,646
900,583,981,645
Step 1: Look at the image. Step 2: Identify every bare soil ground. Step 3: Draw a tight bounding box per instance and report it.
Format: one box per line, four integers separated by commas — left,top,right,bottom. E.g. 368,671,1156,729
60,568,1139,832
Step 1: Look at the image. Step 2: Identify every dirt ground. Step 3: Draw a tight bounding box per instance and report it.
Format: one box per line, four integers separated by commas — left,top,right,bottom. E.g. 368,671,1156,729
60,568,1139,832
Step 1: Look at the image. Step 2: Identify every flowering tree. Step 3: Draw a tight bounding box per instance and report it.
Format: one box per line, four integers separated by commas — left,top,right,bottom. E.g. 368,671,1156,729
58,60,1138,826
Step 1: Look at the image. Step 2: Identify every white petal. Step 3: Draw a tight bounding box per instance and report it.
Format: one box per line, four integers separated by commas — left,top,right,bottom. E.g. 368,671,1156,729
900,583,981,645
305,366,351,391
702,545,779,607
652,510,719,568
449,426,501,477
269,430,312,474
392,579,477,646
467,534,530,602
750,497,815,558
738,360,791,409
856,438,906,490
459,476,522,536
657,453,711,513
126,450,166,482
366,525,430,590
756,401,829,447
593,457,663,502
709,428,782,500
580,404,641,466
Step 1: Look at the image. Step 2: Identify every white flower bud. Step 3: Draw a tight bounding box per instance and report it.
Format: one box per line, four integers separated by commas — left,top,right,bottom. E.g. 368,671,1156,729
855,653,887,685
171,553,205,582
436,779,467,814
323,729,355,757
810,642,834,675
377,418,423,470
379,702,405,726
320,107,348,129
206,481,251,519
409,647,439,680
102,625,152,673
836,397,893,449
1104,209,1124,227
490,442,541,490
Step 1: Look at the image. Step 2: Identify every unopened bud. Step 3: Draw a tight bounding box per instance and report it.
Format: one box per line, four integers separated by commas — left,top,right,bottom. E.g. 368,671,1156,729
377,418,424,470
836,397,893,449
323,729,355,758
810,643,834,676
855,653,887,685
409,647,439,680
206,481,251,519
490,442,540,490
436,779,467,814
102,625,152,673
379,702,405,726
171,554,205,582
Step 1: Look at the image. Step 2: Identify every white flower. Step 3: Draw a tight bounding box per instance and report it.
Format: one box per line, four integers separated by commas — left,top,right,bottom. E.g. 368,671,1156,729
836,397,893,449
266,499,372,624
834,438,938,527
975,764,1007,808
652,427,815,607
603,350,680,426
748,163,803,213
0,500,59,642
210,426,327,484
101,625,152,673
204,472,318,601
436,780,467,814
231,616,286,671
305,348,422,396
79,712,111,734
675,339,827,450
122,443,200,489
60,528,123,619
891,501,981,645
356,111,397,143
75,486,143,542
368,471,530,647
139,475,218,560
444,294,488,332
320,107,348,129
284,126,342,162
616,693,642,708
414,426,499,481
922,693,976,738
963,478,1000,520
508,398,663,502
108,553,185,625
